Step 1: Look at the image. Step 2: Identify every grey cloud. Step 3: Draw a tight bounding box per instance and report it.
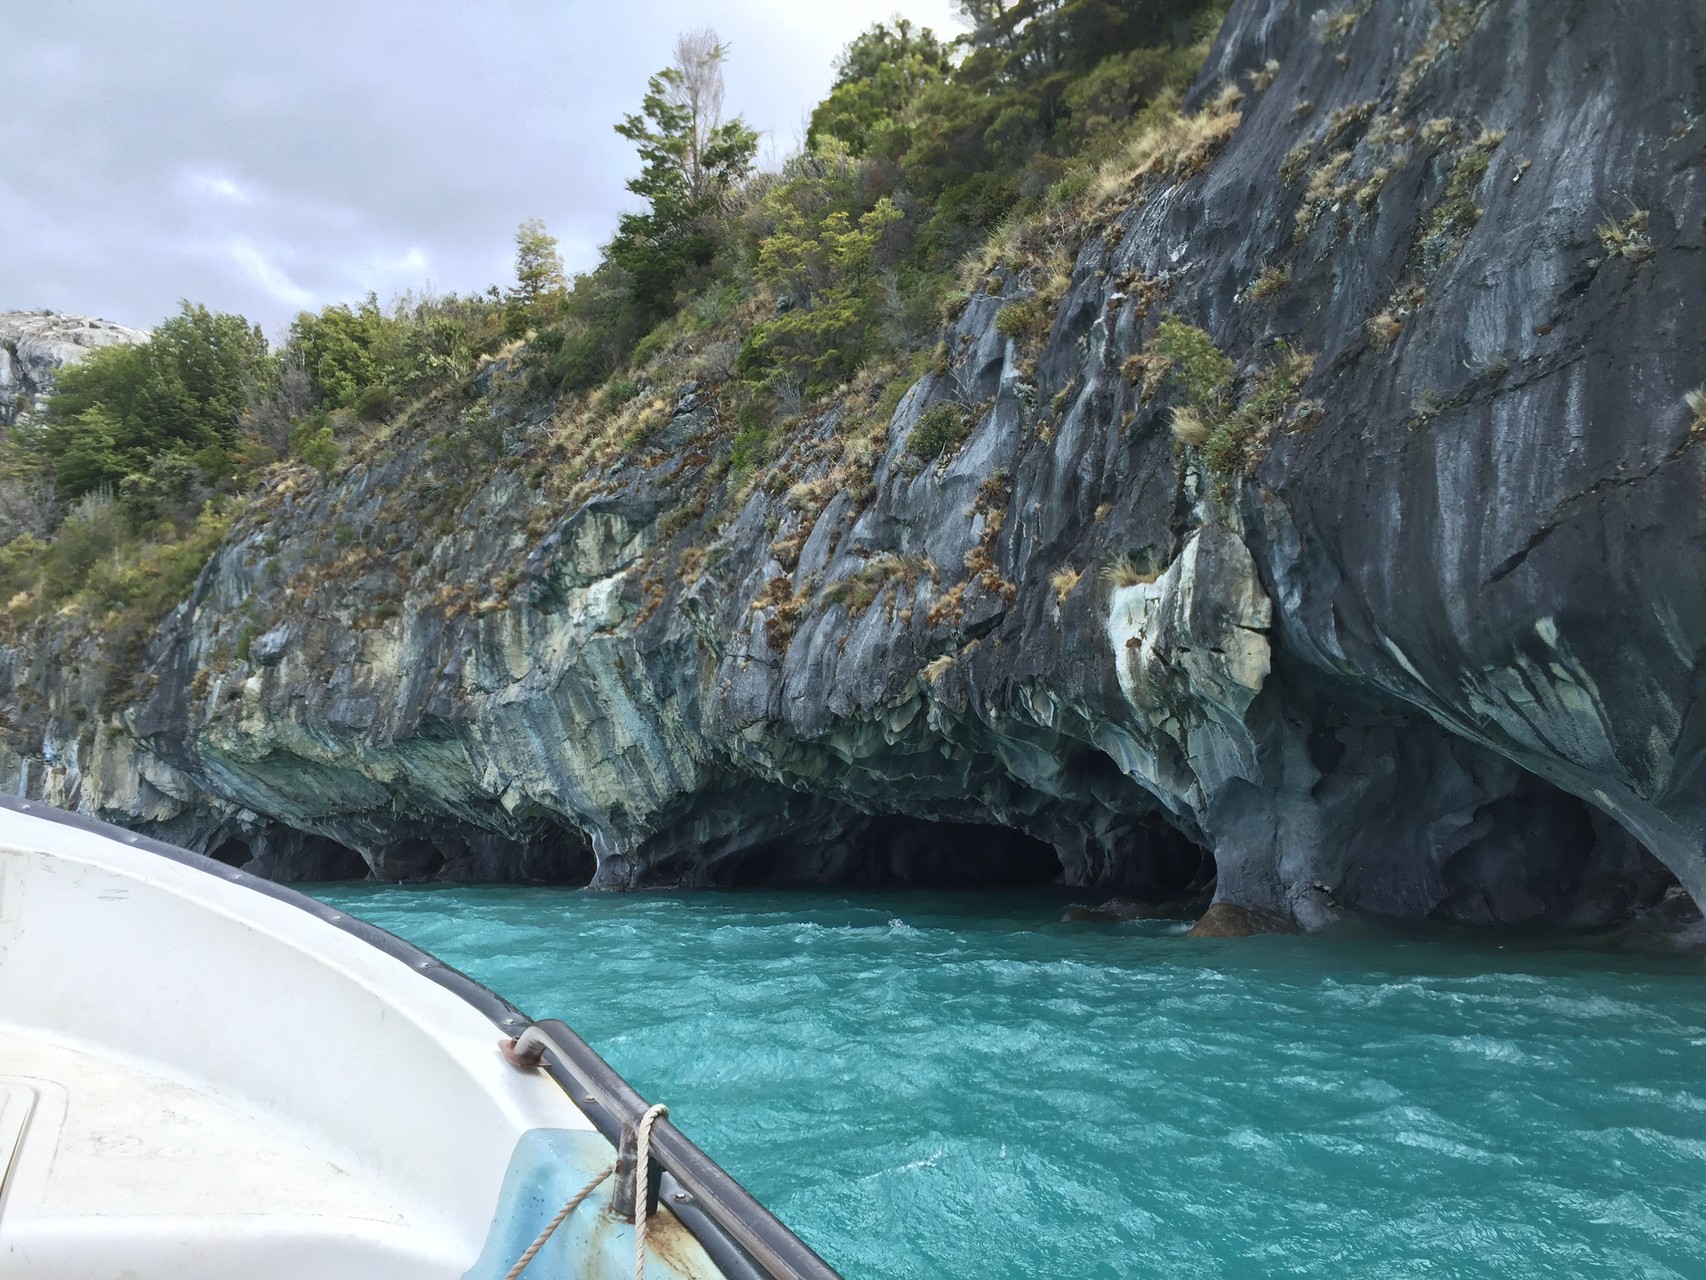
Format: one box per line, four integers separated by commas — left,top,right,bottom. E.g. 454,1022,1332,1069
4,0,961,338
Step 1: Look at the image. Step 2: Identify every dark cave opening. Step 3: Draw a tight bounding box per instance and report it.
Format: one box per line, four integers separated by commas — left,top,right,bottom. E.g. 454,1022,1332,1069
1107,813,1218,903
209,837,249,868
377,838,447,882
205,829,371,882
714,815,1066,890
370,825,596,886
1432,781,1682,928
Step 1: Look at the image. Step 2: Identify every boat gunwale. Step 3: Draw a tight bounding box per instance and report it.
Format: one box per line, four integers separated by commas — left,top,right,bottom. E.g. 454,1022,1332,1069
0,793,839,1280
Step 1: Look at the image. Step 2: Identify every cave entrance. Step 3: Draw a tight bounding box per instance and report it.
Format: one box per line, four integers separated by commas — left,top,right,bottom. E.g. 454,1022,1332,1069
204,828,369,881
1109,813,1217,904
718,815,1065,889
210,837,249,868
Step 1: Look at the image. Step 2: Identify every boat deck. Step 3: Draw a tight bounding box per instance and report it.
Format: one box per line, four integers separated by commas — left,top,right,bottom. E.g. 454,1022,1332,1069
0,1028,459,1278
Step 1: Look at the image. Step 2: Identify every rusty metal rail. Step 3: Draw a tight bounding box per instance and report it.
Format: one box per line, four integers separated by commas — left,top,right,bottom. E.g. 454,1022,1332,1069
508,1020,842,1280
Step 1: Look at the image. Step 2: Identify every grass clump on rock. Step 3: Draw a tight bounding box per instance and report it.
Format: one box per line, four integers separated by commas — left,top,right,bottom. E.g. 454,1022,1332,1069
907,403,972,462
1686,388,1706,436
1152,319,1314,476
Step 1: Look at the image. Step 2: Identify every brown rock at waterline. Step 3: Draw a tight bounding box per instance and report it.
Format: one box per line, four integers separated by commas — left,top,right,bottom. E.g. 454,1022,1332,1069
1186,903,1303,939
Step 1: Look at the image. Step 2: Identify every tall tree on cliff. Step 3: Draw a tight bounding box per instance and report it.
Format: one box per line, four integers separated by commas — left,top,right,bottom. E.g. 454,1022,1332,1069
610,30,759,320
506,218,569,335
806,19,953,160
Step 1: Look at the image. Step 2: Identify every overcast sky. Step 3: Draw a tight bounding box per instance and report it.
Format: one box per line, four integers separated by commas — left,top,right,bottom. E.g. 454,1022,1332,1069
6,1,963,338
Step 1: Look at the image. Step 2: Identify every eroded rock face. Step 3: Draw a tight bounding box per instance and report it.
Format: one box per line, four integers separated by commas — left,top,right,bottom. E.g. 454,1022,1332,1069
0,311,149,424
3,0,1702,929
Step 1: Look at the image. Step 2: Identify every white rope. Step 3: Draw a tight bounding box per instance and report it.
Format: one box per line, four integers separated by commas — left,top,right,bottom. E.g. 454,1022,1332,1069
633,1103,670,1280
503,1164,613,1280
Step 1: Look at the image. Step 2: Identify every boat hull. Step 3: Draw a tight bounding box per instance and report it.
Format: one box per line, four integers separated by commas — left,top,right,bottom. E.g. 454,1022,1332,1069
0,797,723,1279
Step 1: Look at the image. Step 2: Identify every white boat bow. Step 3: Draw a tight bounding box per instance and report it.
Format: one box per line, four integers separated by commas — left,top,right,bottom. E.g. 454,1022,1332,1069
0,795,838,1280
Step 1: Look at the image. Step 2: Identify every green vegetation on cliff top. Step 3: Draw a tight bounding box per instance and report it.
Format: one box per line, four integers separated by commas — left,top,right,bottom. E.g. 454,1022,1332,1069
0,0,1227,646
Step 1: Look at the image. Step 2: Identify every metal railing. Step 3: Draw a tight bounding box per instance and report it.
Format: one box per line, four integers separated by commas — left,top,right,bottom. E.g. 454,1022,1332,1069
507,1021,842,1280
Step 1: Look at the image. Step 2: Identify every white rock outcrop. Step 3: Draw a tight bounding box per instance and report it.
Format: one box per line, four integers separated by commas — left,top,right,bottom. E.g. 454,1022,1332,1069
0,311,149,425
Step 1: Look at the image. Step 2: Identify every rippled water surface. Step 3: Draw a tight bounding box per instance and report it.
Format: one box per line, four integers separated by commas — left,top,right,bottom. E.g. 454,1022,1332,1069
307,885,1706,1278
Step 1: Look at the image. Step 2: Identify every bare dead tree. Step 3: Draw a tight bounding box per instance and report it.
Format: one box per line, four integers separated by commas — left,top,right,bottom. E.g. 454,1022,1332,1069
244,357,315,453
0,470,58,541
669,29,731,206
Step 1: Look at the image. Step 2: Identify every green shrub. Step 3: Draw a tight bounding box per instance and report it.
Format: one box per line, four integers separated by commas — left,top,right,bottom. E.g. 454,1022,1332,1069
354,382,399,422
1201,343,1315,475
1153,317,1235,412
39,493,127,606
729,415,773,476
907,403,972,461
0,535,46,613
746,195,904,393
1045,166,1093,209
995,303,1033,340
44,303,268,501
603,375,640,408
85,506,231,622
292,421,339,476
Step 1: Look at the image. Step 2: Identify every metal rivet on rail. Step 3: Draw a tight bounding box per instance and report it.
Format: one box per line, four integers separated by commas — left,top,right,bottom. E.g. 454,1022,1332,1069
326,913,342,922
127,836,139,844
19,803,30,811
672,1191,693,1204
418,960,432,969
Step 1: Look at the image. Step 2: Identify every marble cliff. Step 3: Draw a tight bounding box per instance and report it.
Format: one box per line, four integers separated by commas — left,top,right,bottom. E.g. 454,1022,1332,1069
5,0,1704,933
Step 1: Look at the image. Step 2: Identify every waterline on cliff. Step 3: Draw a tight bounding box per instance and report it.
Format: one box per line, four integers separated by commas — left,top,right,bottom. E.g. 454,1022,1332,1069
308,884,1706,1278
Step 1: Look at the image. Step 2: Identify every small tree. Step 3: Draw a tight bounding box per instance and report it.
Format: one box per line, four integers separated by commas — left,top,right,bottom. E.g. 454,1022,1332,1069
508,218,568,334
744,186,903,393
610,30,759,320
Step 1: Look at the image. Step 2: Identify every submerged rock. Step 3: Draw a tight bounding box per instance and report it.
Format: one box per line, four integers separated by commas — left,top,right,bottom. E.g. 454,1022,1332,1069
4,0,1705,933
1063,898,1153,924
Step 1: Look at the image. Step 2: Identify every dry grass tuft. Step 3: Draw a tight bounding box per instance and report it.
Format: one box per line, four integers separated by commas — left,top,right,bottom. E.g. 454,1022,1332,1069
1248,59,1280,93
1597,208,1656,263
1296,151,1354,237
1249,264,1292,302
1354,166,1394,210
1278,139,1314,186
1317,6,1362,44
1102,557,1160,588
1687,387,1706,434
922,654,956,682
1170,404,1213,447
1419,117,1456,146
1089,87,1244,204
1368,312,1403,351
1051,565,1083,604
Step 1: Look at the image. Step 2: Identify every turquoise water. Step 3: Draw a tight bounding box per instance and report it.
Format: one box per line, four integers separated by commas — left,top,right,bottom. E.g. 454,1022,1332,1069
308,885,1706,1278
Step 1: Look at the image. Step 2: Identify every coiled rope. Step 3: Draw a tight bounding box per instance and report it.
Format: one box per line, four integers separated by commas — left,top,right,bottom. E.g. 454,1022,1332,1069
502,1101,672,1280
